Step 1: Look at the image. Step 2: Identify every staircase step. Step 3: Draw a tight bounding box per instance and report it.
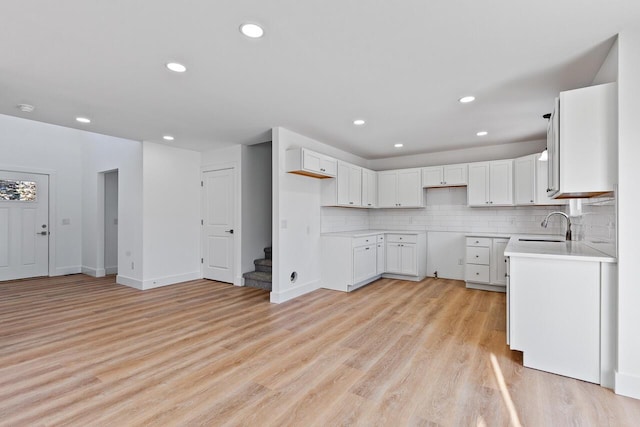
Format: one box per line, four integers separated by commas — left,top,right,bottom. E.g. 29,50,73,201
264,247,272,260
243,271,272,291
254,258,272,273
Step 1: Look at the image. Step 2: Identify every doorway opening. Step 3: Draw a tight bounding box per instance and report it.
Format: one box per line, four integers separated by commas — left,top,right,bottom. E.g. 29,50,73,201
104,170,118,275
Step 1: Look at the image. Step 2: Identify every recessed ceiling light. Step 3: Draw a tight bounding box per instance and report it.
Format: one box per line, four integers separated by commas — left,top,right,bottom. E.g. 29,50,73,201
17,104,35,113
353,119,366,126
163,135,175,141
166,62,187,73
240,23,264,38
394,143,404,148
476,131,488,136
76,117,91,124
459,96,476,103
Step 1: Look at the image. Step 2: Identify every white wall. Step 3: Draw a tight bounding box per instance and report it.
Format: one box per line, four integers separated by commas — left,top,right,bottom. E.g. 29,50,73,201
104,171,118,274
241,142,272,274
81,132,143,285
593,38,619,85
0,115,83,275
368,139,546,170
271,127,368,303
141,141,201,289
615,27,640,400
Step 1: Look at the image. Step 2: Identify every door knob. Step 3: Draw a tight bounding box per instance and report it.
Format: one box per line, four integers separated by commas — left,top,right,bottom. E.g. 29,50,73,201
225,229,234,234
37,231,48,236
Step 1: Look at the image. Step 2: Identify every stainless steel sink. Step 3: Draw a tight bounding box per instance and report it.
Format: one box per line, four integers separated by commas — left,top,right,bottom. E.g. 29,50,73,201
518,238,564,243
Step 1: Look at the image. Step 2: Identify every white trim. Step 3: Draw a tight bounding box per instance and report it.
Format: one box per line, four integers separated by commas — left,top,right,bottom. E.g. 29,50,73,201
269,279,320,304
141,271,201,290
81,266,105,277
382,273,425,282
116,274,143,290
105,266,118,275
615,371,640,399
52,266,82,276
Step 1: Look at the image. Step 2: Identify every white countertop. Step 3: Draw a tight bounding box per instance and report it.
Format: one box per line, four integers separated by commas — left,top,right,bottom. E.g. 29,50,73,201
504,235,616,263
322,229,426,238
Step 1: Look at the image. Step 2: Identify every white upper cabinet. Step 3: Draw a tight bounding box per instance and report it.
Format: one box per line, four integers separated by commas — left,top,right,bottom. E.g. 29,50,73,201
514,154,536,205
422,164,467,187
322,161,362,207
468,160,513,206
362,168,377,208
515,153,566,206
378,168,423,208
548,83,617,198
286,147,337,178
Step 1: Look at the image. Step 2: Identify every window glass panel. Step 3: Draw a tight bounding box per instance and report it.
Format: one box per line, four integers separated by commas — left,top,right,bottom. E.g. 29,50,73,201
0,179,37,201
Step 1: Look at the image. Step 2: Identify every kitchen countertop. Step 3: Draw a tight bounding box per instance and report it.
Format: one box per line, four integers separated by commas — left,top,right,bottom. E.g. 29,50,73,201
322,229,426,238
504,235,616,263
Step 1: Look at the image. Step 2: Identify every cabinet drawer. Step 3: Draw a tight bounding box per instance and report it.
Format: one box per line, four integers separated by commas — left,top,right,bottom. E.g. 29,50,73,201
386,234,417,244
466,247,490,265
376,234,385,243
465,264,490,283
353,235,377,247
466,237,491,247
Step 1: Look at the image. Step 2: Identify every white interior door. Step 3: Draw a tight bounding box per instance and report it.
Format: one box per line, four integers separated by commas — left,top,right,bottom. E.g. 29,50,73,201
202,168,235,283
0,171,49,281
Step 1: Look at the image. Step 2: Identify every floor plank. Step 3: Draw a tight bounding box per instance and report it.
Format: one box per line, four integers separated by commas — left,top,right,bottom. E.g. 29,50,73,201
0,274,638,426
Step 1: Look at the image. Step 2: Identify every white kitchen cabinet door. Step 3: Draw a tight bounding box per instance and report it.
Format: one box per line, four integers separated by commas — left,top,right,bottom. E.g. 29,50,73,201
377,171,398,208
536,159,567,205
489,160,513,205
397,169,422,207
514,155,536,205
400,244,418,276
422,166,444,187
362,168,377,208
376,242,385,275
333,161,362,207
443,164,467,186
353,245,377,284
299,148,337,177
385,243,402,274
467,162,490,206
491,239,509,285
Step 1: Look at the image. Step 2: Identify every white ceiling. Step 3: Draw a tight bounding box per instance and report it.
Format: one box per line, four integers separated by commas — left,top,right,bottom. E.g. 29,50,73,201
1,1,638,159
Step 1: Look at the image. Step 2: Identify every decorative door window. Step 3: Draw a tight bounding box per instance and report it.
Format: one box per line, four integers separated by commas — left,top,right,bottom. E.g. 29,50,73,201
0,179,37,201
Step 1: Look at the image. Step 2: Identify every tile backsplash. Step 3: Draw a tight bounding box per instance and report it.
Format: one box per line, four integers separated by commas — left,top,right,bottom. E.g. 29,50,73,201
322,187,566,236
572,195,616,257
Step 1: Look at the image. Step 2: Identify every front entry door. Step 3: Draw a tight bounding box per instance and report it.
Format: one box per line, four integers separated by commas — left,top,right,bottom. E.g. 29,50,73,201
0,171,49,281
202,168,235,284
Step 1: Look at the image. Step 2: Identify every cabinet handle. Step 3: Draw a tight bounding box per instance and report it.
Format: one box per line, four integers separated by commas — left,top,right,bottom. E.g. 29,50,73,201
475,255,479,258
368,203,372,206
489,201,493,204
505,273,508,277
530,200,534,203
476,272,480,275
349,202,354,204
475,241,479,244
443,181,447,185
365,247,370,250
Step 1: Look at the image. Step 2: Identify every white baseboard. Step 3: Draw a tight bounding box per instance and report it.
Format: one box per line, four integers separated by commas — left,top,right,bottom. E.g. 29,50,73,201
270,279,320,304
116,274,144,290
51,266,82,276
381,273,425,282
615,371,640,400
141,271,201,290
81,266,105,277
105,266,118,275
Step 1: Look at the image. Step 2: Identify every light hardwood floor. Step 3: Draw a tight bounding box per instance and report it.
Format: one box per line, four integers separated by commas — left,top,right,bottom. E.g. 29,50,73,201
0,275,638,426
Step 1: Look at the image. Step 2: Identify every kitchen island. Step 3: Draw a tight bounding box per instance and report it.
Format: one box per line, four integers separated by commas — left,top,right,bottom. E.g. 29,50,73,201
505,236,616,387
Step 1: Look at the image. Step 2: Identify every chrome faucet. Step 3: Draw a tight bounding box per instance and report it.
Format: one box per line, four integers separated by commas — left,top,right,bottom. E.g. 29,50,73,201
541,211,572,241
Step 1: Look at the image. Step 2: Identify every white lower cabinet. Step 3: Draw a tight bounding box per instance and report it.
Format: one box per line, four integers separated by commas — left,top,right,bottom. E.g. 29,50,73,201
465,236,508,292
321,231,426,292
353,244,377,284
